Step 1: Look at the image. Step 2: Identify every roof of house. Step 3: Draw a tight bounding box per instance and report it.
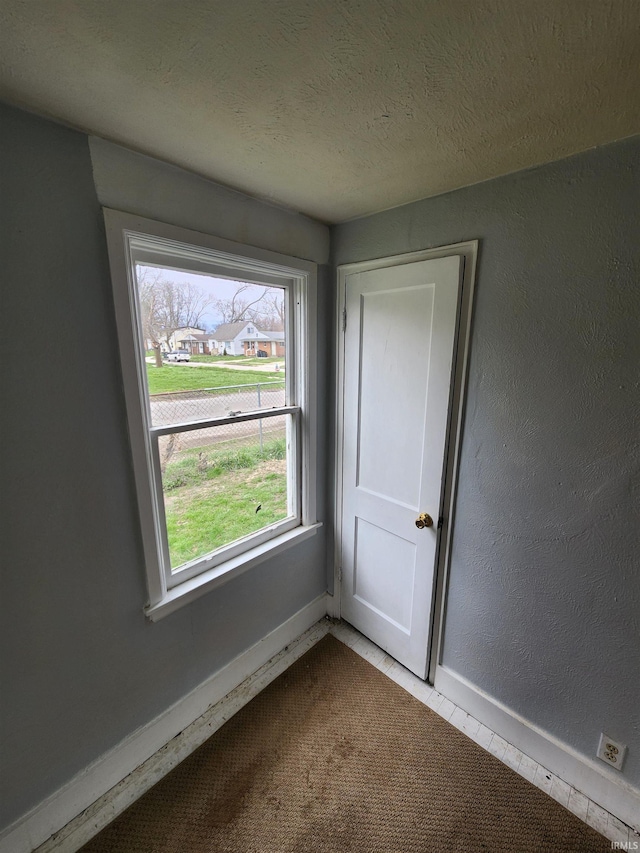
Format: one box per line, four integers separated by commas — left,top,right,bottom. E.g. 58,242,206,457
174,326,205,334
211,322,249,340
211,322,285,342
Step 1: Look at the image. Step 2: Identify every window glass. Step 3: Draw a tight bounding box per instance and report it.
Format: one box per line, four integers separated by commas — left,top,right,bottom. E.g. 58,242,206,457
158,414,292,568
134,262,295,576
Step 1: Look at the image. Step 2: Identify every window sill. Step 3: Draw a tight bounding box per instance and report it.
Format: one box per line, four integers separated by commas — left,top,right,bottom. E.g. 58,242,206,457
144,523,323,622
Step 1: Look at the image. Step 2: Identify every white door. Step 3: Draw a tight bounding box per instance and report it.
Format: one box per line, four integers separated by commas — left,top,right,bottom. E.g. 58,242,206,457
340,255,461,678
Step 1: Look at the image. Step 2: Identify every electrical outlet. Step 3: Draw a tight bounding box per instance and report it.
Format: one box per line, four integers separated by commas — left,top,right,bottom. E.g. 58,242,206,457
597,733,627,771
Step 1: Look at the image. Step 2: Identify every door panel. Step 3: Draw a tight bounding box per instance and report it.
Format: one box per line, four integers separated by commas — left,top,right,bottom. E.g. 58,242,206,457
340,255,461,677
357,285,434,505
354,518,416,631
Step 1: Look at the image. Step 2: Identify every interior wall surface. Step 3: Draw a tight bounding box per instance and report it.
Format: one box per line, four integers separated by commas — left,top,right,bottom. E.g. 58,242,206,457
332,136,640,788
0,102,330,831
88,137,329,264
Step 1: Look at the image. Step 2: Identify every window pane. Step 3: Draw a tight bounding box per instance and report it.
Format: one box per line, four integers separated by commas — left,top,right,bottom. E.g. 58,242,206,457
133,265,288,426
158,415,294,570
150,379,285,427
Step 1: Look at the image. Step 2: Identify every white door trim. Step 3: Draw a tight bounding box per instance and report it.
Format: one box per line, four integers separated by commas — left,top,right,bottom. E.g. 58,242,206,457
331,241,478,683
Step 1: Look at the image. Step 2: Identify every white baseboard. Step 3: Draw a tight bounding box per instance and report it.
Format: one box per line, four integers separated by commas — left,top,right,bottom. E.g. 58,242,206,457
435,664,640,833
1,594,329,853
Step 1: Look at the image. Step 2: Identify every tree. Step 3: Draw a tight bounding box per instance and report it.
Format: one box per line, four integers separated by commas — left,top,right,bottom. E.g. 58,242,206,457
212,285,285,330
212,284,269,325
137,267,212,366
254,291,285,331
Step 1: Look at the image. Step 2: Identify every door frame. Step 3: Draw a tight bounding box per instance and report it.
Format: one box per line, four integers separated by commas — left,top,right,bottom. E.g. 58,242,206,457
331,240,479,684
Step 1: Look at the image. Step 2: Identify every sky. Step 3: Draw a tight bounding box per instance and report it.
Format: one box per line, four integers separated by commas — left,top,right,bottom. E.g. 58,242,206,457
137,265,282,332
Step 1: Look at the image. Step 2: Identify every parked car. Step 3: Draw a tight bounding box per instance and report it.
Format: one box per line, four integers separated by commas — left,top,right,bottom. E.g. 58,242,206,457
163,349,191,362
257,349,268,358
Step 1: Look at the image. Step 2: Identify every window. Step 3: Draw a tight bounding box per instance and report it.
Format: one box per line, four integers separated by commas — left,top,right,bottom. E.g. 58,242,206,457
104,211,319,619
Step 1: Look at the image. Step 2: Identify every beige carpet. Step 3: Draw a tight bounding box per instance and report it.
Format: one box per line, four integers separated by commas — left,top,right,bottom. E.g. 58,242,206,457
81,635,609,852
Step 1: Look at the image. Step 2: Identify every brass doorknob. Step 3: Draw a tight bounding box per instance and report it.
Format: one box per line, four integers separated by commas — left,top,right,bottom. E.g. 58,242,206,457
415,513,433,529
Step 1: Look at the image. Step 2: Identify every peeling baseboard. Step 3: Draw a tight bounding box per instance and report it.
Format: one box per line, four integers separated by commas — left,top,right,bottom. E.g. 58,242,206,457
1,594,330,853
435,664,640,833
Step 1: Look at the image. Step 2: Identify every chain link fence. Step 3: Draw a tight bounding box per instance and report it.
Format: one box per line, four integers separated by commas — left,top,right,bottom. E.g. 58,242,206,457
150,380,285,427
153,380,288,472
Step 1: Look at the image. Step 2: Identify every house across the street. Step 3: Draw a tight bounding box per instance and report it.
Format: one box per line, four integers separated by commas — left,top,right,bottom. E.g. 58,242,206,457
146,324,284,357
151,326,210,354
174,330,212,355
210,322,285,357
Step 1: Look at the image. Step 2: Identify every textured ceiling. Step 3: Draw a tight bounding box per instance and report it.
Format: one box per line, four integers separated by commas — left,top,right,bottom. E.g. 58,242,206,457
1,1,639,223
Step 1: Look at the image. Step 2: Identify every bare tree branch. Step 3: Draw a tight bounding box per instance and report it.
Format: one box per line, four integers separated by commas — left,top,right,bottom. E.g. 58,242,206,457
213,285,272,324
212,285,284,329
136,267,213,365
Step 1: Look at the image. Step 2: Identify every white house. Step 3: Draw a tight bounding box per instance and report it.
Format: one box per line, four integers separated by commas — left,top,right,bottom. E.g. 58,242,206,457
211,321,280,356
174,330,215,355
166,327,207,352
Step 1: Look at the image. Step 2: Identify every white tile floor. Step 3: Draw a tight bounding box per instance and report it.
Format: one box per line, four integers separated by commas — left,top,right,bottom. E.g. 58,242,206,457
326,619,639,848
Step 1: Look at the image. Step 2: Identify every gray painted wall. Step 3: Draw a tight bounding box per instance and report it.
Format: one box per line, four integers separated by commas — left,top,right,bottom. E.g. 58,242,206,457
89,137,330,264
332,137,640,787
0,103,330,830
2,96,638,835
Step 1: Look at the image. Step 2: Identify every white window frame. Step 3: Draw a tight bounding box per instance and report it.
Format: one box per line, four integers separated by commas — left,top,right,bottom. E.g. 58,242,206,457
103,210,320,621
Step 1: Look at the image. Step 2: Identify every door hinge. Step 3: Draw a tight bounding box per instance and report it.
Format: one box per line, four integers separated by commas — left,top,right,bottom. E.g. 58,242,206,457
437,516,444,530
342,307,347,332
338,566,342,582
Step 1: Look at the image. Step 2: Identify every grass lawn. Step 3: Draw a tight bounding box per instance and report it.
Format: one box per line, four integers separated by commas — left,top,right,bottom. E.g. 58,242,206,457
146,363,284,395
187,354,284,365
162,437,289,567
